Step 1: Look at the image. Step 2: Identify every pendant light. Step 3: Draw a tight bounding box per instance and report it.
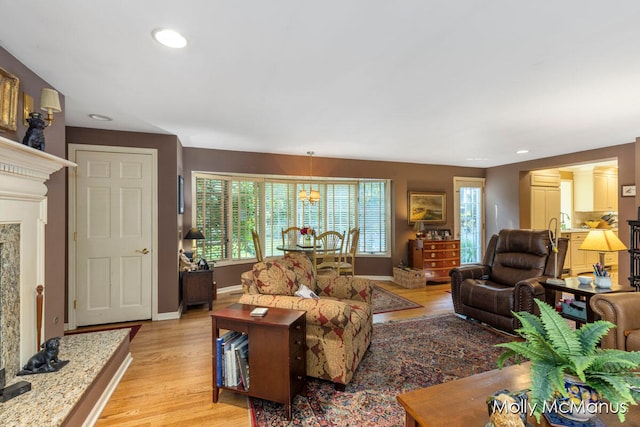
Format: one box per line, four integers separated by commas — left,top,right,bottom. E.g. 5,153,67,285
299,151,320,204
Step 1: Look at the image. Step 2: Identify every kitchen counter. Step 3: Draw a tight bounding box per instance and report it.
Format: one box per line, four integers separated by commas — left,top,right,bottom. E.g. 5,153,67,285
561,228,618,233
0,329,130,427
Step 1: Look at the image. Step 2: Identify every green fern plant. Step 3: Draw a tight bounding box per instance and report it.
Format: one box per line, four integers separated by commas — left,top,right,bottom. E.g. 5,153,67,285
496,298,640,422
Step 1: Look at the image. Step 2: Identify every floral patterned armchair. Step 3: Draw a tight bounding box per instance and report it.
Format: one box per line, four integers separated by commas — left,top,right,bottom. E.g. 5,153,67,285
239,252,373,388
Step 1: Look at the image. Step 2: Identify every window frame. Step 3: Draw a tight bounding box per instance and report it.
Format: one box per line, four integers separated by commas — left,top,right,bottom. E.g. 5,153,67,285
192,171,391,266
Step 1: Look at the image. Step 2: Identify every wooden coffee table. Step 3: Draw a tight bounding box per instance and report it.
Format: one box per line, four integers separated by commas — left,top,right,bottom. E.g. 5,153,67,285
397,362,640,426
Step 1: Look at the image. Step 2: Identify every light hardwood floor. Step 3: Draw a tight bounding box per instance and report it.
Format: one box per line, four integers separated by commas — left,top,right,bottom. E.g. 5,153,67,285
95,280,453,427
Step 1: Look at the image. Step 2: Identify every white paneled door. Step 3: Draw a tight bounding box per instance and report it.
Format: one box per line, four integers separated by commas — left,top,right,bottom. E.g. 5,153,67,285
74,149,154,326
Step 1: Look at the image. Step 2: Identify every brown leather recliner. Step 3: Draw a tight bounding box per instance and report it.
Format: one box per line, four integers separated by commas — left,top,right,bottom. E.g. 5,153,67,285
590,293,640,351
450,229,568,333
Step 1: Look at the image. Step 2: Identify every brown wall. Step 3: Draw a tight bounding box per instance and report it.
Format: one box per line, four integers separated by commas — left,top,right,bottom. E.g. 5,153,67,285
1,46,67,339
183,148,485,289
66,127,181,313
486,142,636,283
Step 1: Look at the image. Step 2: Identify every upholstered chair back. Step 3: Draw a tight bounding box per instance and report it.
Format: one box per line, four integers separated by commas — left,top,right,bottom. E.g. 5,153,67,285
488,229,551,286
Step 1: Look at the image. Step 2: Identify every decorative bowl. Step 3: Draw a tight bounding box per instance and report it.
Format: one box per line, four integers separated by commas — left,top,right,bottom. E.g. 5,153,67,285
577,276,593,285
595,277,612,289
584,220,600,229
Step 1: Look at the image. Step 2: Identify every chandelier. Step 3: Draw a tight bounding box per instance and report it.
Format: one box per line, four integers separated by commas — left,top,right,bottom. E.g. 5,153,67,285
299,151,320,204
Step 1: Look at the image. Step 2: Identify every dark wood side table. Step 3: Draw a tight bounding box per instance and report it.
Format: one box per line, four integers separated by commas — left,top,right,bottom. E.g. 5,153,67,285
542,277,633,326
182,269,215,311
211,303,306,420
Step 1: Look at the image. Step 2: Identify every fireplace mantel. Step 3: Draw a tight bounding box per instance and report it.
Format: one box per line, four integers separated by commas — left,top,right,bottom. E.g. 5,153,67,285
0,135,76,198
0,135,75,382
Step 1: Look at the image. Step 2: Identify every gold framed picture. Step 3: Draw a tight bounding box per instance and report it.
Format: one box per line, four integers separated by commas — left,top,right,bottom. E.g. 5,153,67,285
0,67,19,131
408,191,446,224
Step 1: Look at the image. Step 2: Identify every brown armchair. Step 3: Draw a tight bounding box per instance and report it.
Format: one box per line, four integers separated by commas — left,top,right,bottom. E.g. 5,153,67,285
591,293,640,351
450,229,568,333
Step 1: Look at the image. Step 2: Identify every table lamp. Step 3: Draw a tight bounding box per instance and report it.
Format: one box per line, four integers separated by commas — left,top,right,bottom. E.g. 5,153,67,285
579,229,627,282
184,227,205,258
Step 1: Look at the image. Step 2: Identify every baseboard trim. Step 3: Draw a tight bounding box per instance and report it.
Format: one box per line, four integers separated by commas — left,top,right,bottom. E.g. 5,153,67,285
155,310,181,321
82,352,133,427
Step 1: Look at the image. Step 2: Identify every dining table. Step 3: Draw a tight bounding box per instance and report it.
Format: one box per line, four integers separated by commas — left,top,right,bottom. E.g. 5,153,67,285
276,244,318,254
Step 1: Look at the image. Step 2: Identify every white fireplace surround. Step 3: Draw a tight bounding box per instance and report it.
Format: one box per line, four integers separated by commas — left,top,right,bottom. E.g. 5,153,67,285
0,135,75,380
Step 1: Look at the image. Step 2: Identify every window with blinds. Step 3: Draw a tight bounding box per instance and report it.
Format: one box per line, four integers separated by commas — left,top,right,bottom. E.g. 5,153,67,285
193,173,390,263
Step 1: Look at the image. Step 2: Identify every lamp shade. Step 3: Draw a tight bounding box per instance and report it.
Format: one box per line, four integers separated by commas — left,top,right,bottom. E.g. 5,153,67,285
184,227,205,240
40,88,61,113
579,229,627,252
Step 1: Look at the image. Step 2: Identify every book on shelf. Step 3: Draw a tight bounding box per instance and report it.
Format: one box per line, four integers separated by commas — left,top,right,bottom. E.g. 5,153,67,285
234,338,250,390
223,333,249,387
219,331,241,387
215,337,224,387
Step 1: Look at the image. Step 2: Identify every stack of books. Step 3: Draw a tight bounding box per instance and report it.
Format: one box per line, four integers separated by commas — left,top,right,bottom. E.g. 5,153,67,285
216,331,250,390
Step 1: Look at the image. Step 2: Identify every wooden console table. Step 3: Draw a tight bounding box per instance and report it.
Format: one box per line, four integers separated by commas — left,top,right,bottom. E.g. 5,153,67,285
397,362,640,426
211,304,306,420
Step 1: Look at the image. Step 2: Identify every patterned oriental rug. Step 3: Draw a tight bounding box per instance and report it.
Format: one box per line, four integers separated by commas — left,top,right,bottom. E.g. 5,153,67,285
371,284,422,314
250,314,513,426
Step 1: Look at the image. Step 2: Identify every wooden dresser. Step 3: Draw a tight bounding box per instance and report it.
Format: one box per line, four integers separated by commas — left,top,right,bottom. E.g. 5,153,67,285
408,239,460,283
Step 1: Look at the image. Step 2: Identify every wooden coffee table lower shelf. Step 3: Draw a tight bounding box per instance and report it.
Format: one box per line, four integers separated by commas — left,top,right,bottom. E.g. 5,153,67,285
397,363,640,426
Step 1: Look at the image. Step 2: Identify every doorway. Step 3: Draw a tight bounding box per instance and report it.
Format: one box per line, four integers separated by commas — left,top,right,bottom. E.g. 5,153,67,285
68,144,158,328
454,177,485,264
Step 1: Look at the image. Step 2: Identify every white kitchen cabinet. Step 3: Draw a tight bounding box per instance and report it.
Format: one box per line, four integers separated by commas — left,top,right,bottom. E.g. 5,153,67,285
520,169,561,230
573,167,618,212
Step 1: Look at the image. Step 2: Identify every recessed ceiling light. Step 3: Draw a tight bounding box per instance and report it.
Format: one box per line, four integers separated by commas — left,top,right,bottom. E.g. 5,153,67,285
516,149,529,154
89,114,113,121
152,28,187,48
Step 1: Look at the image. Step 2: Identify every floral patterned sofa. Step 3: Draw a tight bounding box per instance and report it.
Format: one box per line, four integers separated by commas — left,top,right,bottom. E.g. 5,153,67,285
238,252,373,388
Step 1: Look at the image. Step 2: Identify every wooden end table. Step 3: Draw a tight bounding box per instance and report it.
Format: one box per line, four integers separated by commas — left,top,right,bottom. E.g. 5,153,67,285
397,362,640,426
211,303,306,420
542,277,633,325
182,269,215,311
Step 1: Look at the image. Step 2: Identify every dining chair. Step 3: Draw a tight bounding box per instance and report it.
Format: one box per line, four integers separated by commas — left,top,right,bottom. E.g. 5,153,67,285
338,228,359,276
251,229,264,262
282,227,301,247
313,230,344,276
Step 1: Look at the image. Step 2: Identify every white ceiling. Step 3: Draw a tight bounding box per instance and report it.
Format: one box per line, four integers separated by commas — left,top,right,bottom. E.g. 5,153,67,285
2,1,640,167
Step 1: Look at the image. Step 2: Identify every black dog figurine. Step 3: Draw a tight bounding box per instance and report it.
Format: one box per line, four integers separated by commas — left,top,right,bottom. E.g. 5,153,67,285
18,337,67,375
22,112,46,152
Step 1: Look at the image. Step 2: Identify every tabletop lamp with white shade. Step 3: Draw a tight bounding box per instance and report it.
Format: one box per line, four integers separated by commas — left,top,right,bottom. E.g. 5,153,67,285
579,229,627,287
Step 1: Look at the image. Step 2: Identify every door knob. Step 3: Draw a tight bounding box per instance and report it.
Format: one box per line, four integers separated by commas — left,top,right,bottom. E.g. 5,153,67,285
136,248,150,254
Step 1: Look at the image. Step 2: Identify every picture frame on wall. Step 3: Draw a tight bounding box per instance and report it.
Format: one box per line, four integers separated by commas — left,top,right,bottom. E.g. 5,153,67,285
622,184,636,197
178,175,184,214
0,67,19,132
408,191,446,224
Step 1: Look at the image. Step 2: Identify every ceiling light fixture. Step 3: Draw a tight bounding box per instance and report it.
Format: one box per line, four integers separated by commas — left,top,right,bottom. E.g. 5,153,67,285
299,151,320,205
152,28,187,48
516,149,529,154
88,114,113,121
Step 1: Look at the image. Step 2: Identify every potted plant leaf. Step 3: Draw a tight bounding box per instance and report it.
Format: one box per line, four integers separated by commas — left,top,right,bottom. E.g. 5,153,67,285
496,298,640,423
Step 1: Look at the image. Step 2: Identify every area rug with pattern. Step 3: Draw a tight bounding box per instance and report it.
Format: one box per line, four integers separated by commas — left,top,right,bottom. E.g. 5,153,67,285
249,314,513,426
371,284,422,314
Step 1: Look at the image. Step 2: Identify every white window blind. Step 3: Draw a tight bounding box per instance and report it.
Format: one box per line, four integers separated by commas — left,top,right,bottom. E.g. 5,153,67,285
194,173,390,263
